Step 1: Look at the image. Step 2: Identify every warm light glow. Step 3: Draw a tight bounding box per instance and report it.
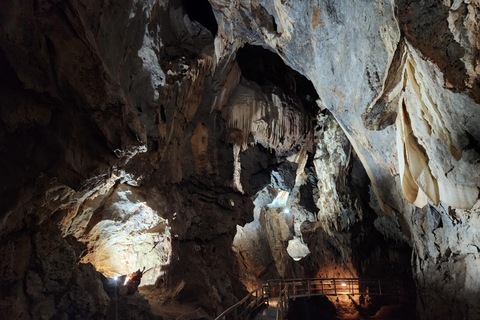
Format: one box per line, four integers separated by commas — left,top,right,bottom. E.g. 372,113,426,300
78,184,172,286
341,283,347,287
124,275,132,285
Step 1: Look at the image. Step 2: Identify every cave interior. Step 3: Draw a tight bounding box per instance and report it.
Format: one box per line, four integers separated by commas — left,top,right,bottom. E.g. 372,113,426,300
0,0,480,320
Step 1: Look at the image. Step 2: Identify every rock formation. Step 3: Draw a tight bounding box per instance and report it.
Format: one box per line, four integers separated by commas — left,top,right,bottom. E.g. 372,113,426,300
0,0,479,319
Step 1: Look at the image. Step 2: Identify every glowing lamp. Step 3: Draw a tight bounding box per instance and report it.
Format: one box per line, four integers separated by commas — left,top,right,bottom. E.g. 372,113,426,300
113,276,118,281
284,208,290,214
341,283,347,287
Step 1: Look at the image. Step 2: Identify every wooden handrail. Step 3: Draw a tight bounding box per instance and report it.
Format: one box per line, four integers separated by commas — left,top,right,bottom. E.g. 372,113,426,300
215,278,415,320
215,287,265,320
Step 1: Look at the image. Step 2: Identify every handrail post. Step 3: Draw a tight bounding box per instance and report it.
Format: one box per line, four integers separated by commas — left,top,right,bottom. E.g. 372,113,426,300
321,280,324,295
334,279,337,296
378,280,382,295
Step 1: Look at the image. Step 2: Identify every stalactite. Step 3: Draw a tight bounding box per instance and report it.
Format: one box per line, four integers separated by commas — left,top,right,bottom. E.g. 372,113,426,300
396,100,437,207
232,143,245,194
225,83,311,154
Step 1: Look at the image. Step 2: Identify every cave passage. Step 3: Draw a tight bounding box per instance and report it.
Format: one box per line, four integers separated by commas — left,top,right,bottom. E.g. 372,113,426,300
236,43,320,117
231,42,323,286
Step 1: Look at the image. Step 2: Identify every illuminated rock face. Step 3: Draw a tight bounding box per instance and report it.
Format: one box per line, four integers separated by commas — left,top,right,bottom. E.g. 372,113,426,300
61,183,172,285
0,0,479,319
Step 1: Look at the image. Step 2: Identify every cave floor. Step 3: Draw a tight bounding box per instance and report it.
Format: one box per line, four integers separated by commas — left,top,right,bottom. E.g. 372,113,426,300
138,286,207,320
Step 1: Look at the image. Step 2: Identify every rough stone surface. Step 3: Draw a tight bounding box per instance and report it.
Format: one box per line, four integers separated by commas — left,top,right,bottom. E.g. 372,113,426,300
0,0,479,319
211,1,480,319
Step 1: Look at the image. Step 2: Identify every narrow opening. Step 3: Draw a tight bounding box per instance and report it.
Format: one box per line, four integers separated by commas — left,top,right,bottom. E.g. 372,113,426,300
181,0,218,36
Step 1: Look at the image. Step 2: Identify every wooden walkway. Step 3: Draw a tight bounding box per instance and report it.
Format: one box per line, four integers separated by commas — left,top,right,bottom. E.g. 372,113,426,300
264,278,408,299
215,278,414,320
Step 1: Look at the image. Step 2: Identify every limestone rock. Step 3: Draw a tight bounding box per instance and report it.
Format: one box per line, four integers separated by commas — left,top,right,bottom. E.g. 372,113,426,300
286,238,311,261
1,0,479,319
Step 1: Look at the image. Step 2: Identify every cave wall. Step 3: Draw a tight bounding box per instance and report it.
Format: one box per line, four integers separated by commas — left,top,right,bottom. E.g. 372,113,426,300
0,0,254,318
210,1,480,319
0,0,479,319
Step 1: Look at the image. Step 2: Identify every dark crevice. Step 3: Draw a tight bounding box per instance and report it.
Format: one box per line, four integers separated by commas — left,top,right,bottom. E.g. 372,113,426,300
236,44,320,117
160,105,167,123
181,0,218,36
299,154,318,213
464,130,480,154
271,14,278,32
